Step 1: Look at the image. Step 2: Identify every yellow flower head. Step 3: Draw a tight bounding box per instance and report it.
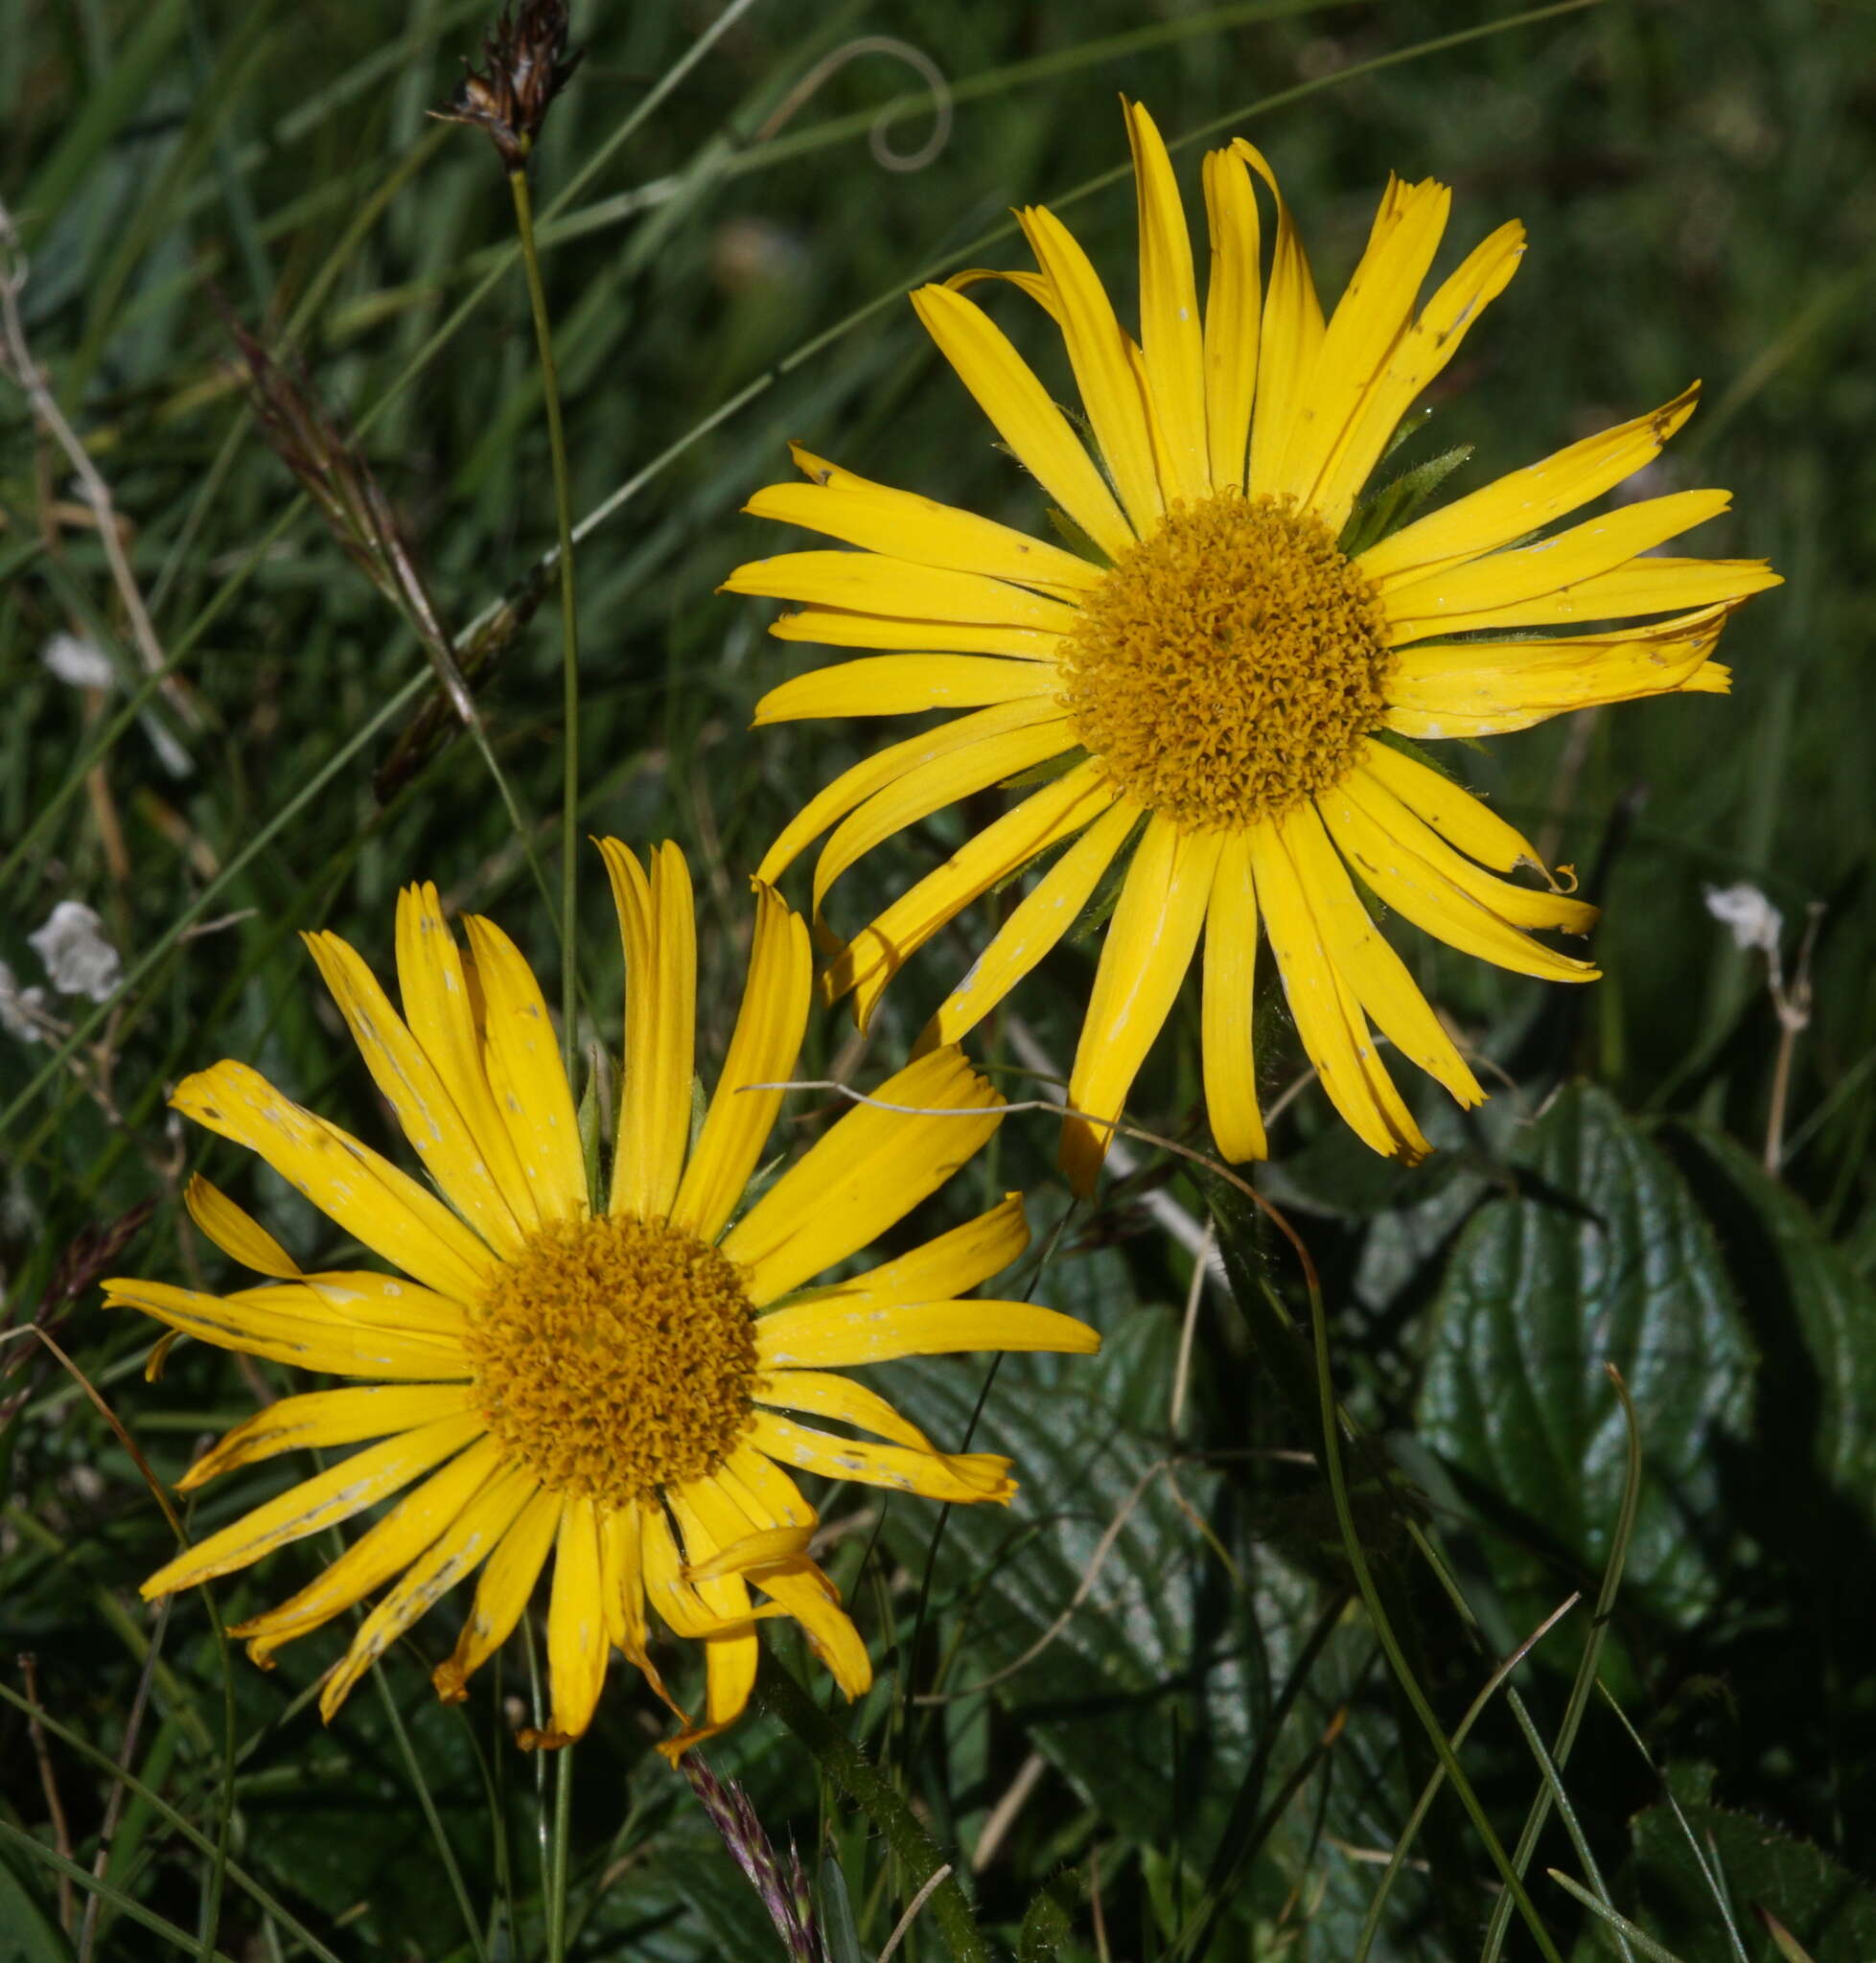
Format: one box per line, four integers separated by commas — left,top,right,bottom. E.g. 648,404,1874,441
724,100,1779,1189
105,843,1096,1759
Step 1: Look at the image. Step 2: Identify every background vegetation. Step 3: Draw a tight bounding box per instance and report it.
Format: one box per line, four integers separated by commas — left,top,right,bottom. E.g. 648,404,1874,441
4,0,1874,1957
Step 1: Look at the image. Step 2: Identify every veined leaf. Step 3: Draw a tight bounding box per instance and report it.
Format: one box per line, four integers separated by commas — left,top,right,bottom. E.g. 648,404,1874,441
1416,1086,1755,1631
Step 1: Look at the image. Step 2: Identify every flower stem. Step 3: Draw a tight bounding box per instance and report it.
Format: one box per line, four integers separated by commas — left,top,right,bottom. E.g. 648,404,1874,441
544,1743,574,1962
755,1658,987,1963
507,162,580,1074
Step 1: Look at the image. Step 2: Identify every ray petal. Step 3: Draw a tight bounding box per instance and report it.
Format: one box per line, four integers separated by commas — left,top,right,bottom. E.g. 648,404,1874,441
708,1453,871,1701
598,841,695,1223
746,445,1100,592
598,1502,675,1709
261,1269,468,1341
1357,384,1702,587
1201,830,1266,1163
1124,99,1209,504
811,717,1078,927
1248,821,1429,1162
141,1412,486,1598
1383,605,1733,737
170,1062,498,1302
917,796,1140,1053
102,1277,468,1379
1273,173,1451,511
754,698,1075,887
301,930,525,1258
909,281,1134,561
1380,489,1734,637
317,1458,534,1717
183,1173,300,1278
544,1494,610,1744
460,916,587,1223
1321,774,1600,980
670,883,812,1243
724,1048,1002,1306
782,1192,1030,1317
233,1437,504,1668
755,1296,1097,1370
177,1383,476,1491
666,1490,758,1684
397,883,543,1234
753,1370,957,1453
824,759,1116,1028
1310,216,1524,539
1280,801,1485,1107
718,1445,818,1533
747,1410,1014,1503
765,606,1066,660
723,549,1082,634
1062,817,1223,1192
1236,139,1325,497
1016,202,1164,535
433,1487,565,1702
1384,556,1780,639
1357,740,1545,874
1200,143,1262,491
755,654,1064,724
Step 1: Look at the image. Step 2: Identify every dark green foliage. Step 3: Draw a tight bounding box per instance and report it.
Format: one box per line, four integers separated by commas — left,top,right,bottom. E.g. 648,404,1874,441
3,1,1874,1959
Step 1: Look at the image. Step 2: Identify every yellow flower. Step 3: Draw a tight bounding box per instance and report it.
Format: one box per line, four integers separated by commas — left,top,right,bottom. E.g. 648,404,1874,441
105,843,1096,1758
724,101,1778,1189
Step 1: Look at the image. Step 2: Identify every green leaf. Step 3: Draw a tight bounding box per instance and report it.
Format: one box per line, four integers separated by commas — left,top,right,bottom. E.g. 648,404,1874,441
876,1289,1269,1849
1629,1803,1876,1963
1665,1126,1876,1542
1067,810,1148,943
0,1845,74,1963
1338,442,1475,557
1000,748,1091,794
1017,1873,1077,1960
819,1852,869,1963
1416,1085,1756,1632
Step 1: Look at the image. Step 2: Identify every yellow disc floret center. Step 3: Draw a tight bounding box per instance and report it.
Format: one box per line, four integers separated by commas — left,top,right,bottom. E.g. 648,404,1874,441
1059,491,1393,830
465,1212,757,1508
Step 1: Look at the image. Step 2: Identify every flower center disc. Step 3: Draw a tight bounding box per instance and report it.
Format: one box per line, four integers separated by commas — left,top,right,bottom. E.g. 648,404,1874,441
466,1213,757,1507
1059,492,1393,830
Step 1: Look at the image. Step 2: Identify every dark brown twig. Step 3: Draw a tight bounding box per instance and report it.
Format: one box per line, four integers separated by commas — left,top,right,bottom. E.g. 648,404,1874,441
18,1655,75,1930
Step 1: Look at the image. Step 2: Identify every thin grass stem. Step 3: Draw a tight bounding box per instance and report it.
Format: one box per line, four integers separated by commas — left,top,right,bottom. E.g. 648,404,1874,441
370,1664,491,1963
507,163,580,1070
1295,1222,1568,1963
1480,1364,1647,1963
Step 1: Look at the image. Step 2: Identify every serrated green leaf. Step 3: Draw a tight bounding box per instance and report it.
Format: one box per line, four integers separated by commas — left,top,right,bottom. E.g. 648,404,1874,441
1365,727,1467,786
1629,1803,1876,1963
1067,811,1147,944
1001,748,1091,794
577,1049,604,1213
1417,1086,1756,1632
1338,441,1476,558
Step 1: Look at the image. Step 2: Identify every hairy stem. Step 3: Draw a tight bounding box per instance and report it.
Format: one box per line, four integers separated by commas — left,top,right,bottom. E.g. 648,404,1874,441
756,1659,988,1963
